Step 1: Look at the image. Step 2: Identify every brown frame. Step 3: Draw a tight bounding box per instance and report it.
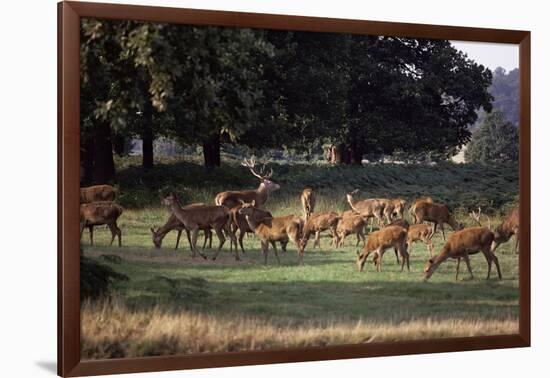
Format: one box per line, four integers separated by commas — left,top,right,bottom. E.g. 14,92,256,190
58,1,531,376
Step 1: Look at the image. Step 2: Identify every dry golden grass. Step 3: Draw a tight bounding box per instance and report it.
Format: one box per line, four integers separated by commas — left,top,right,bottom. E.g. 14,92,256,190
81,300,518,359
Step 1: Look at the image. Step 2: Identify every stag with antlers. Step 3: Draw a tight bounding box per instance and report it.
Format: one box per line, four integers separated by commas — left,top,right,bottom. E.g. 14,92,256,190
215,157,280,209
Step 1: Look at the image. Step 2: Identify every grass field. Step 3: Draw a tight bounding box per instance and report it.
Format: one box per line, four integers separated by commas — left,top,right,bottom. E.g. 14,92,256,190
81,157,519,359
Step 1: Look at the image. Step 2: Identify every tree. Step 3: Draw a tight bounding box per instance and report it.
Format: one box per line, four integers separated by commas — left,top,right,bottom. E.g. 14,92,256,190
465,110,518,163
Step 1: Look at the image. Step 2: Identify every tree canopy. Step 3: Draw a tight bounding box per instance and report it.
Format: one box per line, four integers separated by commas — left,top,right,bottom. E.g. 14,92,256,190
80,18,494,182
465,110,519,163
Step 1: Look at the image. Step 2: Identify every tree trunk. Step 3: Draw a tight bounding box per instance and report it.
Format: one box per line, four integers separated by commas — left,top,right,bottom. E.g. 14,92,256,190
142,123,154,169
81,137,95,185
142,101,154,169
202,133,221,167
92,121,115,183
349,143,364,165
331,143,352,165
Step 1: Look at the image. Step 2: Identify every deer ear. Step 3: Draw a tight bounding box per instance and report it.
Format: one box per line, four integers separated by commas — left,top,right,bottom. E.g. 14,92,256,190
251,199,256,207
150,227,155,234
428,259,434,264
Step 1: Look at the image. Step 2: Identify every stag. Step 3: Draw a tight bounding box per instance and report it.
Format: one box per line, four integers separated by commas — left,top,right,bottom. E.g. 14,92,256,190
80,201,123,247
215,157,280,209
424,227,501,281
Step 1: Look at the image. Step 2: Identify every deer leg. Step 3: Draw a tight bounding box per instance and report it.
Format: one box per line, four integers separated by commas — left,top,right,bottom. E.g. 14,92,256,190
185,229,192,253
376,248,384,272
440,223,446,241
514,234,519,254
394,247,400,264
225,224,239,261
80,223,86,242
455,258,461,281
280,240,288,253
272,242,280,264
116,224,122,247
201,230,208,251
313,231,320,249
107,223,116,246
88,226,94,246
487,248,502,279
426,239,434,257
212,227,226,261
369,217,374,233
190,228,200,258
399,245,410,272
175,229,182,250
463,253,474,280
238,229,246,254
261,240,269,265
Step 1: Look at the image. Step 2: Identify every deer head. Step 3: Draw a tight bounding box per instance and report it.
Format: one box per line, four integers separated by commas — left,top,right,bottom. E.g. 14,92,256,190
242,157,280,193
469,207,491,229
150,227,163,248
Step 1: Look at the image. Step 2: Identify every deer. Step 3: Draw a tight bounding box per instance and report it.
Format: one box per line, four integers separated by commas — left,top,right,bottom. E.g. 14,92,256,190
80,201,123,247
150,203,212,250
379,198,407,223
300,187,316,221
214,157,280,209
346,189,385,232
336,212,367,248
424,227,502,281
162,193,237,260
492,206,520,254
408,197,433,218
412,201,463,240
238,201,303,264
80,184,117,203
406,224,435,257
298,211,341,254
356,225,409,273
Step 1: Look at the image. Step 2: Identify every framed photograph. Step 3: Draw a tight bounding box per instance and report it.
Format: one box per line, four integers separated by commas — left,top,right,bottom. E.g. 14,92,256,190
58,1,530,376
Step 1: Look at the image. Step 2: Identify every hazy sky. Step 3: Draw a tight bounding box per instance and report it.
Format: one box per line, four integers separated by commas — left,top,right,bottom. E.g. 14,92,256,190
451,40,519,72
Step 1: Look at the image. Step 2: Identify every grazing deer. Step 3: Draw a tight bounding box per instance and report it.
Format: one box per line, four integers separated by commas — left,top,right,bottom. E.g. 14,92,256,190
150,203,212,250
214,157,280,209
336,212,367,248
413,201,463,240
300,187,316,221
356,225,409,273
162,193,237,260
406,224,435,257
298,211,341,253
492,207,520,254
238,201,303,264
80,184,117,203
424,227,501,281
80,201,123,247
346,189,385,232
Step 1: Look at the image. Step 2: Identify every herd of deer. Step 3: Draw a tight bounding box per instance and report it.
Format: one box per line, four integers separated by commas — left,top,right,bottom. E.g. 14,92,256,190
80,157,520,281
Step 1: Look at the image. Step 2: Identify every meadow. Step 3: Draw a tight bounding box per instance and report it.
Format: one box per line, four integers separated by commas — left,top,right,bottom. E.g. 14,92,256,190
80,156,519,359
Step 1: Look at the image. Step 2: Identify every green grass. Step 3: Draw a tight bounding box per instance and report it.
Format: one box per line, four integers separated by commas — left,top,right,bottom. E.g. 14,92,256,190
80,156,519,358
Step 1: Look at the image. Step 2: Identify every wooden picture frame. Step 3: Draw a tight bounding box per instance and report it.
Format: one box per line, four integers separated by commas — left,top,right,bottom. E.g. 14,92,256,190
58,1,531,376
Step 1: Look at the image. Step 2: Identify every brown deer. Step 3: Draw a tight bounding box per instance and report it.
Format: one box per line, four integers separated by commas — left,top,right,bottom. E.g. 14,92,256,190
492,207,520,254
356,225,409,273
150,203,212,250
413,201,463,240
300,187,316,221
346,189,385,232
298,211,341,253
406,224,435,257
80,201,123,247
238,201,303,264
379,198,407,223
214,157,280,209
424,227,502,281
336,212,367,248
408,197,433,218
162,193,237,260
80,184,117,203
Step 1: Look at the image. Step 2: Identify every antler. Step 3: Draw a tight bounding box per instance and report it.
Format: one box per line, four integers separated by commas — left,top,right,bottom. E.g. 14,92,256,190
242,156,273,180
469,207,482,226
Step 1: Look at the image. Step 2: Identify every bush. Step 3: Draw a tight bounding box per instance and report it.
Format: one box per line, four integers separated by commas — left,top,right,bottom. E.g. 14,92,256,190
81,254,129,300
